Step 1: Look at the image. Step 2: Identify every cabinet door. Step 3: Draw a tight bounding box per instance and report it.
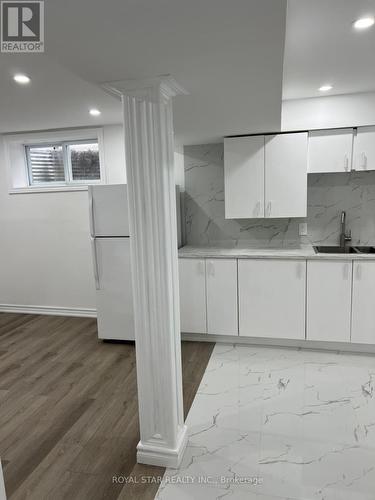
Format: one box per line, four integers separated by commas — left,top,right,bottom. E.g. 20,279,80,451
206,259,238,336
239,259,306,340
224,136,264,219
265,132,308,218
308,129,354,173
95,238,135,340
307,260,352,342
179,258,207,334
353,126,375,171
352,261,375,344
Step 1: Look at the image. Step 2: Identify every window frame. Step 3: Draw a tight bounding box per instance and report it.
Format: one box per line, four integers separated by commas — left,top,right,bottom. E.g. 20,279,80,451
25,138,102,187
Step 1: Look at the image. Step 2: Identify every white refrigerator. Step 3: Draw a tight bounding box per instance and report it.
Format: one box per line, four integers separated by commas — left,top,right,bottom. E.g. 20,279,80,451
88,184,135,341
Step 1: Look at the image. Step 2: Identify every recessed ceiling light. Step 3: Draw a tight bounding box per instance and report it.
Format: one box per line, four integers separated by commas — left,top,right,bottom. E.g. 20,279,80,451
319,84,333,92
89,108,101,116
13,74,31,84
353,17,375,29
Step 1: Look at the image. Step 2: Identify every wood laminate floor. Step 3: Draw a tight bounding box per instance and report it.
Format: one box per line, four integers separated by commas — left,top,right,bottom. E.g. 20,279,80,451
0,313,214,500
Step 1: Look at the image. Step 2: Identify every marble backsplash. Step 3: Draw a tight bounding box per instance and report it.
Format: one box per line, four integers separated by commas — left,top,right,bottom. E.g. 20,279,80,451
183,143,375,247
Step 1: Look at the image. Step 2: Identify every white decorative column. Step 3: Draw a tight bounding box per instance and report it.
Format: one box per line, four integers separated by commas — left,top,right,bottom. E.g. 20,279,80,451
104,76,188,468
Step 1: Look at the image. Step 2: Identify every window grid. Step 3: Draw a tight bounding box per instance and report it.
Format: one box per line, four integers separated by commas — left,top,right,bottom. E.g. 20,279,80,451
25,139,101,187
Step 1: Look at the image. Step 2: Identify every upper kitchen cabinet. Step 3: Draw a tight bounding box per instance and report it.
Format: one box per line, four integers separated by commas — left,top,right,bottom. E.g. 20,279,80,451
224,132,308,219
264,132,308,218
308,128,354,173
353,126,375,171
224,136,265,218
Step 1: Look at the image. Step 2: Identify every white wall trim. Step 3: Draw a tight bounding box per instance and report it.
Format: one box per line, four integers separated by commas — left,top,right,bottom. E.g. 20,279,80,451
137,425,188,468
0,304,97,318
182,333,375,355
8,186,91,195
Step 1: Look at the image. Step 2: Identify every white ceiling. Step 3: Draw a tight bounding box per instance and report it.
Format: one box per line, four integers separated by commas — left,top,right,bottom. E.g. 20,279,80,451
2,0,375,144
283,0,375,100
0,0,287,145
0,55,122,133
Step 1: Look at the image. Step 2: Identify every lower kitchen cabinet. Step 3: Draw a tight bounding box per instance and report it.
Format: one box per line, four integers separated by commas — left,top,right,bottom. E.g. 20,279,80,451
307,260,352,342
351,261,375,344
179,255,375,348
238,259,306,340
206,259,238,335
179,257,238,335
179,258,207,334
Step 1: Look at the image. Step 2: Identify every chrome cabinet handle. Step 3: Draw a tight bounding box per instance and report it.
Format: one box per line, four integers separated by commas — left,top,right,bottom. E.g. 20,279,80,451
362,153,368,170
207,261,215,276
296,262,304,279
198,260,205,275
91,237,100,290
253,201,262,217
266,201,271,217
253,202,259,217
356,263,362,280
343,263,350,280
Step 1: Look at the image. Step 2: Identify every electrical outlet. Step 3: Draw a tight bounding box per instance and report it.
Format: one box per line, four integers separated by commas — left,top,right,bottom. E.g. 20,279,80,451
299,223,308,236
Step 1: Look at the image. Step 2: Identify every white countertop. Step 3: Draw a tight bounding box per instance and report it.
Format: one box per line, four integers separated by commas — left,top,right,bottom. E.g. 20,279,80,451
178,244,375,260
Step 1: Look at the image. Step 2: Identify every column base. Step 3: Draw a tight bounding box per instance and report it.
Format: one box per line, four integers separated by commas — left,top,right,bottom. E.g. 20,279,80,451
136,424,188,468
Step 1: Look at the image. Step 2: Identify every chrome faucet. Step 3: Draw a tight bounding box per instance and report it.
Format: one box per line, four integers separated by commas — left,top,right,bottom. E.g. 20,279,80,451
339,211,352,249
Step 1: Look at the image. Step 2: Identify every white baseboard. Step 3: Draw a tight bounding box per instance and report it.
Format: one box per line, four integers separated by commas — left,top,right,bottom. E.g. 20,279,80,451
0,304,97,318
182,332,375,355
136,425,188,468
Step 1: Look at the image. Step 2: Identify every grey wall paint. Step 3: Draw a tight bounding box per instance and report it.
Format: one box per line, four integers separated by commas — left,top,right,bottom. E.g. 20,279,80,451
184,143,375,247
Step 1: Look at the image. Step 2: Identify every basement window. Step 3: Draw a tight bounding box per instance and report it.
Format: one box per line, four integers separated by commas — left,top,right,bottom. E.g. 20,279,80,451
26,140,101,186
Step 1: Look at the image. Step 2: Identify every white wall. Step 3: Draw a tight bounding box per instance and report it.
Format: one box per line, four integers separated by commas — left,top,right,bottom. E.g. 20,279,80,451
174,147,185,191
103,124,127,184
0,124,126,314
282,91,375,131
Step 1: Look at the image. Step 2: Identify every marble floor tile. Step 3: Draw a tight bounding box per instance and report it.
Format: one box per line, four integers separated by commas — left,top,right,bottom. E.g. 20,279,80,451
156,344,375,500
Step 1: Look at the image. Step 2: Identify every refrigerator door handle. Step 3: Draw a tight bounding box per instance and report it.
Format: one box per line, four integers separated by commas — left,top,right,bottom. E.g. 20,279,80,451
88,187,95,238
91,237,100,290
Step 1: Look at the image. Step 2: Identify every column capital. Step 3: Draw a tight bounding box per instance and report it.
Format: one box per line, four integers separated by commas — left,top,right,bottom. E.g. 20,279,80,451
103,74,188,103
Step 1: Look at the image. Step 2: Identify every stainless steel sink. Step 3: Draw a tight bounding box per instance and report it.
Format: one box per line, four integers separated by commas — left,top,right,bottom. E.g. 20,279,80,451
314,212,375,254
314,246,359,254
314,245,375,254
355,246,375,253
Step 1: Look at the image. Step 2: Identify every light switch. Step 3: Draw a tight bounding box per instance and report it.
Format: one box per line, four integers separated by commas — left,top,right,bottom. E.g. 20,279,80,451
299,223,308,236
